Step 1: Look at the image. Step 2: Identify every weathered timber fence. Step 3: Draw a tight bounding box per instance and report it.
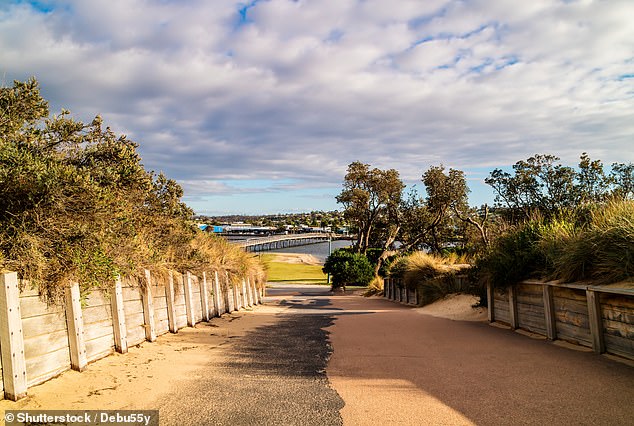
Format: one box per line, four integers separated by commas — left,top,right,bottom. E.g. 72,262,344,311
0,270,265,401
383,277,634,361
487,281,634,360
383,276,471,307
383,278,418,305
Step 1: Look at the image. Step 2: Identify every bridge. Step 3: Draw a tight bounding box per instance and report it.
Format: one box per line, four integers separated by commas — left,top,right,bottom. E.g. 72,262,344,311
235,233,333,252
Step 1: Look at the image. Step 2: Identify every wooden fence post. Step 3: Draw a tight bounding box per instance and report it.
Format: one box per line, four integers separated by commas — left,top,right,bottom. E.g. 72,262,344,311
508,285,519,329
586,289,605,354
166,272,178,333
213,271,223,315
543,285,557,340
184,272,195,327
65,282,87,371
111,277,128,353
142,270,157,342
487,282,494,323
0,271,28,400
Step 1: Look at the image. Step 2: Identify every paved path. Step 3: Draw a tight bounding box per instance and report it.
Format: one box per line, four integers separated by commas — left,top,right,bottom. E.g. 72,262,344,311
324,290,634,425
165,283,634,425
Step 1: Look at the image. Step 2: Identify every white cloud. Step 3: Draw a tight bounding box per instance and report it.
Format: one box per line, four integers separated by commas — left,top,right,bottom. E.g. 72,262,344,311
1,0,633,213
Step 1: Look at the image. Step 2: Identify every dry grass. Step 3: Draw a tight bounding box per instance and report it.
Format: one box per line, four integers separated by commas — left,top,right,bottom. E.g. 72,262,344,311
390,252,472,305
364,276,384,295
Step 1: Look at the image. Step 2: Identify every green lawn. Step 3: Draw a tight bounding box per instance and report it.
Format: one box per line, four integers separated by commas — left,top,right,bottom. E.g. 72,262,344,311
260,254,328,283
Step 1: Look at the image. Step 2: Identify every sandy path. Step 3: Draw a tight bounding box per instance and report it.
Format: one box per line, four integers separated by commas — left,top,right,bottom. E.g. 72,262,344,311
326,294,634,426
0,307,281,416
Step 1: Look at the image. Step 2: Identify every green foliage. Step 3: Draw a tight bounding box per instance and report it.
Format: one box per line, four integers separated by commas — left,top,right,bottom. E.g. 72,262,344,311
0,78,265,303
477,199,634,287
486,152,634,222
475,219,546,289
322,249,374,289
336,161,404,254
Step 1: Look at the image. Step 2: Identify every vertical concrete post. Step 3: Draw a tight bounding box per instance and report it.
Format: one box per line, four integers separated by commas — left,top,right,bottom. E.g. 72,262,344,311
225,273,235,312
246,277,254,307
0,272,27,400
251,279,256,306
142,270,157,342
111,277,128,353
234,280,241,311
242,279,249,308
184,272,195,327
212,271,223,315
166,272,178,333
65,282,87,371
201,272,210,321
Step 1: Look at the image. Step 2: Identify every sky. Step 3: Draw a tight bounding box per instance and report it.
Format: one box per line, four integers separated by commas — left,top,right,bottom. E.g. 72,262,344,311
1,0,633,215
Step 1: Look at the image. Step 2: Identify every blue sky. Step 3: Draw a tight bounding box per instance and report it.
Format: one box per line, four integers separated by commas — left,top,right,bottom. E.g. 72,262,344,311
1,0,633,215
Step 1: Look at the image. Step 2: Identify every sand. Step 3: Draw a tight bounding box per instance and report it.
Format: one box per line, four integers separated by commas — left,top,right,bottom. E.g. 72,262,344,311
414,293,487,321
0,309,281,415
267,253,322,265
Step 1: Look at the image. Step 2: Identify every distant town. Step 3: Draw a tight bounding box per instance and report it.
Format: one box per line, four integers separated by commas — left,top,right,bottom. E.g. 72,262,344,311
193,210,349,236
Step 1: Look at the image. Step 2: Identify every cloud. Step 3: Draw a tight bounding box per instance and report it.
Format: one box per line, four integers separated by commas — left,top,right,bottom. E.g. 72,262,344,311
1,0,633,214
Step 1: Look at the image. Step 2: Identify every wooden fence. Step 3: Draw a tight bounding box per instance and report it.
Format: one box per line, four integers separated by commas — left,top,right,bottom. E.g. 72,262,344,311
0,270,264,401
383,278,418,305
488,281,634,360
383,277,634,361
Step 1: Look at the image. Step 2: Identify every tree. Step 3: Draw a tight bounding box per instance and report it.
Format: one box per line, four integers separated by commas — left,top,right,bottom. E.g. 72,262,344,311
0,78,195,301
486,154,578,220
398,165,485,254
322,249,374,289
422,165,470,252
576,152,612,204
611,162,634,200
336,161,404,255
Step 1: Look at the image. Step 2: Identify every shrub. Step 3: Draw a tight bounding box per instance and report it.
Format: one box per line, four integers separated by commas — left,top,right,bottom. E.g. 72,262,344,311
0,78,266,302
477,199,634,287
475,219,546,289
322,249,374,289
389,251,472,305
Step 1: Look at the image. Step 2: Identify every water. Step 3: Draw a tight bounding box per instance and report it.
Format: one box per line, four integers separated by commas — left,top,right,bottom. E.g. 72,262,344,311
265,239,352,263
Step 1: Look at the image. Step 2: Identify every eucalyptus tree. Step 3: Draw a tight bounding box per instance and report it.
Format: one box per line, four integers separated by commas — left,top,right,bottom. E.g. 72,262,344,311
486,154,578,220
336,161,405,255
611,162,634,200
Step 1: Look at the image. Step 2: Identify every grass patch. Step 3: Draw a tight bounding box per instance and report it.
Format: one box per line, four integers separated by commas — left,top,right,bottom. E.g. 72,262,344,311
260,254,328,283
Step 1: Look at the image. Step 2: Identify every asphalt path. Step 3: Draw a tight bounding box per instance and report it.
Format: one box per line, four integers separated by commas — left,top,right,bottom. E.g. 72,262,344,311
158,284,634,425
158,284,344,425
